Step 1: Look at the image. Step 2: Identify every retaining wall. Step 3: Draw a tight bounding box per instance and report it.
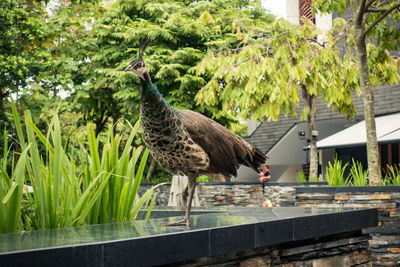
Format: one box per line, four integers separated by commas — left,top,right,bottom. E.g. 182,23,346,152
295,186,400,267
139,182,400,266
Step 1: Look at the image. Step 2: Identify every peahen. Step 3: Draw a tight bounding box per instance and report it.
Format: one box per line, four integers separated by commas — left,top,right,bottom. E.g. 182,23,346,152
125,40,267,226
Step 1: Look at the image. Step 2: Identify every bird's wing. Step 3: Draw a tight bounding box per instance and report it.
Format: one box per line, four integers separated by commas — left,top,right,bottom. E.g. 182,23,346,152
179,110,266,177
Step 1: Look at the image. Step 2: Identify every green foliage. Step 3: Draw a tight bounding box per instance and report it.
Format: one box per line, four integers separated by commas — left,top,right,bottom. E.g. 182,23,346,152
314,0,400,186
197,175,216,183
0,101,157,233
196,17,358,122
381,176,391,186
0,0,49,154
349,159,369,186
325,159,400,187
384,164,400,186
61,0,268,133
296,170,307,183
2,0,268,181
325,157,350,186
0,0,49,93
313,0,400,53
325,16,400,90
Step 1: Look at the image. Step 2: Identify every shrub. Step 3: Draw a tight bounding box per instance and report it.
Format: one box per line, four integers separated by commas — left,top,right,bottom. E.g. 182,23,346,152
0,101,158,233
349,159,369,186
325,157,350,186
296,170,307,183
384,164,400,186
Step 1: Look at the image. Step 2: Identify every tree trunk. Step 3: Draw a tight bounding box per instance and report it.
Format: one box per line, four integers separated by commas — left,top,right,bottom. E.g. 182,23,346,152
95,110,107,137
353,13,381,185
301,84,319,181
0,91,7,154
308,95,318,181
145,157,156,181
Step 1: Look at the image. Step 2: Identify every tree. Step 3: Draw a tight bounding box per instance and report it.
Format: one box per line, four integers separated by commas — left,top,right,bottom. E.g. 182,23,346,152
60,0,273,179
0,0,49,152
69,0,271,132
196,17,359,180
314,0,400,185
16,0,104,124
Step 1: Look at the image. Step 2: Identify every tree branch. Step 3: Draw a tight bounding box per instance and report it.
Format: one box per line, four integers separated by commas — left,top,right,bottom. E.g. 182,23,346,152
366,7,391,13
363,3,400,36
355,0,368,25
365,0,377,10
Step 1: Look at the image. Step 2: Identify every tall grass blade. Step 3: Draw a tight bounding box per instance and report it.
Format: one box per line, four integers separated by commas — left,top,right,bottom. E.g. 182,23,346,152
325,156,349,186
5,145,30,233
349,159,368,186
11,99,26,149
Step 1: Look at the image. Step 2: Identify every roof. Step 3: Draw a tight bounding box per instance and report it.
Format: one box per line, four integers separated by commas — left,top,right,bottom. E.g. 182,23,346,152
316,112,400,149
243,83,400,153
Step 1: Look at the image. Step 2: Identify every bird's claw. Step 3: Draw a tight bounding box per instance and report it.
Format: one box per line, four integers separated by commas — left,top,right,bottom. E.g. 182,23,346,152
164,219,189,227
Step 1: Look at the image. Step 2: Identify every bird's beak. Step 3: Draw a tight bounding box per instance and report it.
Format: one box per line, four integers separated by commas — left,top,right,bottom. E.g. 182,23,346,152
125,64,146,80
124,65,133,72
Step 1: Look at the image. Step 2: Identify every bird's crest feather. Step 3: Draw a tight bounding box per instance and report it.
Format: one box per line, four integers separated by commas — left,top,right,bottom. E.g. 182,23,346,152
139,38,151,59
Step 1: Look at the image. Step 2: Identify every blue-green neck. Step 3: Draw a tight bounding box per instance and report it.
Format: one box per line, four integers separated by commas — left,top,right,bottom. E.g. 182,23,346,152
141,80,170,109
140,80,183,134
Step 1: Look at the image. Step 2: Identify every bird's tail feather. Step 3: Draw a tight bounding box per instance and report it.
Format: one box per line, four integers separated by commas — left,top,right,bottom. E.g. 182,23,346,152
245,147,267,173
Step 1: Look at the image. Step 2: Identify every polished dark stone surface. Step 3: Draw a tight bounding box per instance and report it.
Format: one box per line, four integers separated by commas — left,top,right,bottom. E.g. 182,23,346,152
0,207,377,267
141,182,328,186
296,185,400,193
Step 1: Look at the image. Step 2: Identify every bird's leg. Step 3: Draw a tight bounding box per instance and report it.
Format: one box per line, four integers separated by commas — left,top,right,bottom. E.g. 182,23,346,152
180,185,188,207
165,175,197,227
183,177,196,224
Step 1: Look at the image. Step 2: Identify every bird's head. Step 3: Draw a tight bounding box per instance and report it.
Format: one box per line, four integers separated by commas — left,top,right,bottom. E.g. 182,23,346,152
125,58,147,81
125,37,151,81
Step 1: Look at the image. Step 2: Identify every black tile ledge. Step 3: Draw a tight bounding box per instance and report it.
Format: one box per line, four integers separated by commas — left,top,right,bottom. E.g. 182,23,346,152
0,207,377,267
296,186,400,193
141,182,328,186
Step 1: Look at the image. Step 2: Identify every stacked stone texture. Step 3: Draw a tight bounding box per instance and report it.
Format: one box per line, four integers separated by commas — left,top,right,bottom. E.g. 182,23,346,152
198,184,261,206
139,183,171,206
178,234,371,267
139,182,298,207
295,188,400,267
197,183,299,207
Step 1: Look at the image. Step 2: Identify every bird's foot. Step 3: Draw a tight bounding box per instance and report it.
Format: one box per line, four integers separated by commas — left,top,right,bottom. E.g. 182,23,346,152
164,219,189,227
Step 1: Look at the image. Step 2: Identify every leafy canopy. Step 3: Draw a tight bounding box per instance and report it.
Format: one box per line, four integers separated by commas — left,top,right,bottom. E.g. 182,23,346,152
66,0,274,131
197,17,358,122
313,0,400,88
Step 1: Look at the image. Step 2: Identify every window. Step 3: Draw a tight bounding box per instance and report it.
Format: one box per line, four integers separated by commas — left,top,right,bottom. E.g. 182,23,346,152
299,0,315,24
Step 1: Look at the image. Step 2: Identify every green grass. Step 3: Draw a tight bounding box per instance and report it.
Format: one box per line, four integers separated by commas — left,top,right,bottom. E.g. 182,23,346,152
296,170,307,183
384,164,400,186
0,100,158,233
324,157,400,187
325,157,350,186
349,159,369,186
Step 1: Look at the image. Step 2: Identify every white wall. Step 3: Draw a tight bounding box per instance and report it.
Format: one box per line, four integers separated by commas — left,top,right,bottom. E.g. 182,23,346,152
286,0,300,25
236,118,347,182
320,148,336,180
277,165,303,182
316,12,333,43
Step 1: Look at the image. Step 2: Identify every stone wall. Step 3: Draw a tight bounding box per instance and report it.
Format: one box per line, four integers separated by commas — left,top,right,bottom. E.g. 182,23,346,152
178,231,371,267
139,182,316,207
295,187,400,267
139,183,171,206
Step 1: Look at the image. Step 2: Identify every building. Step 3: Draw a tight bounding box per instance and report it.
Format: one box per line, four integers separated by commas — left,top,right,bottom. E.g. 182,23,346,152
237,84,400,182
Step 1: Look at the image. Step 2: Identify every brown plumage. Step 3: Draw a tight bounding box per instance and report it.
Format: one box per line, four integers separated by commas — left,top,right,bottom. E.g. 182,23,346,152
179,110,266,180
125,41,267,226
